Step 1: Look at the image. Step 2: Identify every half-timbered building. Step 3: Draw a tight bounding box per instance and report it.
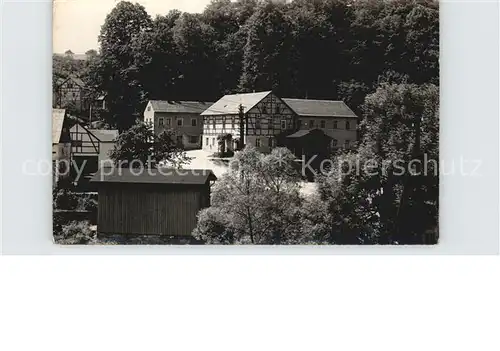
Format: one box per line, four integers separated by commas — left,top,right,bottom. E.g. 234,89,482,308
201,91,296,153
53,76,88,112
69,124,119,190
91,168,217,237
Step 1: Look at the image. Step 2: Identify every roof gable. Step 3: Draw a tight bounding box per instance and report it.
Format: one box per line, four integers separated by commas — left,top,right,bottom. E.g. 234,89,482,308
91,168,217,185
201,91,272,116
56,76,85,89
282,98,357,118
52,109,67,144
149,101,214,114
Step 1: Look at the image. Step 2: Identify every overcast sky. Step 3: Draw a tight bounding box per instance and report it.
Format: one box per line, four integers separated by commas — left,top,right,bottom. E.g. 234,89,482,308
53,0,213,54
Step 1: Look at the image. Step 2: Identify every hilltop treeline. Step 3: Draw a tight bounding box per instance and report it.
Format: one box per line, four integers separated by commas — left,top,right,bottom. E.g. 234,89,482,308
81,0,438,130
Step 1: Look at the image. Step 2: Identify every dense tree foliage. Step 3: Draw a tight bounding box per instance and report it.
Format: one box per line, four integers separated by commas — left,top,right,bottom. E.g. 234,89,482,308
316,82,439,244
81,0,438,128
69,0,440,244
109,120,191,168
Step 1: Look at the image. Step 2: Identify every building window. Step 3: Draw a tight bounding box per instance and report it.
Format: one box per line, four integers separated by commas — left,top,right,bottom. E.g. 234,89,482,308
333,121,338,129
281,120,286,130
255,138,261,147
191,118,197,127
297,120,302,128
262,105,267,114
212,138,215,146
189,136,198,144
269,137,276,148
222,118,226,130
275,105,280,114
212,119,216,129
309,120,315,128
158,118,164,127
147,106,151,111
320,120,326,129
206,119,210,129
332,139,338,148
345,140,350,148
206,137,209,146
177,118,183,127
166,118,171,126
255,118,261,129
346,121,351,130
231,118,235,129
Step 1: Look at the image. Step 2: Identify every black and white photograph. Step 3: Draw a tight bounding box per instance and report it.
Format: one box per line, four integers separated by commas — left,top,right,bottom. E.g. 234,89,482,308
52,0,439,245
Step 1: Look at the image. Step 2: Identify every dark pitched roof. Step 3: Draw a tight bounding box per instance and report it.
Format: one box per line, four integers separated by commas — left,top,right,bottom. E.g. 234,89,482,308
55,76,86,89
91,168,217,185
201,91,272,116
149,101,214,114
287,129,332,139
52,109,67,144
282,98,357,118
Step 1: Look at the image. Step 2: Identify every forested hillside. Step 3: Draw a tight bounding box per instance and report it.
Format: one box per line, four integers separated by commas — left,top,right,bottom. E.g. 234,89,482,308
75,0,438,130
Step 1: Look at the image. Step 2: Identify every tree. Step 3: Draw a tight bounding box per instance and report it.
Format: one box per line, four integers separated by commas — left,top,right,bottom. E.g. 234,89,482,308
109,120,191,168
239,1,295,96
132,14,182,101
172,13,220,101
316,82,439,244
89,1,152,131
193,147,310,244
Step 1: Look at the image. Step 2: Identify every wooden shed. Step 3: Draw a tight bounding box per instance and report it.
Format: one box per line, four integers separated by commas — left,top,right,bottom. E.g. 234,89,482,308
91,168,217,237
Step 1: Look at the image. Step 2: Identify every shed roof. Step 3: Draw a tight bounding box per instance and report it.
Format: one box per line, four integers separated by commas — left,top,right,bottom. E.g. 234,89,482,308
149,101,214,114
56,76,86,89
52,109,67,144
282,98,357,118
201,91,272,116
91,168,217,185
88,129,119,142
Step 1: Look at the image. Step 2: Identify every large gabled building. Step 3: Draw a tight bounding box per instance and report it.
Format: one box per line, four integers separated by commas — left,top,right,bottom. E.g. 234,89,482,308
144,100,213,150
281,98,358,150
201,91,359,154
201,91,296,153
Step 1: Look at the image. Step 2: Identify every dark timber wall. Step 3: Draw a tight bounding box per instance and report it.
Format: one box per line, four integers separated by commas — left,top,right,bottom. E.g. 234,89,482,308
97,183,210,236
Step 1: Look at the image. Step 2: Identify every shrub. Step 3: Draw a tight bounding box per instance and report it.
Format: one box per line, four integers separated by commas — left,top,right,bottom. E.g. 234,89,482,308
55,221,95,245
78,195,98,212
53,188,79,210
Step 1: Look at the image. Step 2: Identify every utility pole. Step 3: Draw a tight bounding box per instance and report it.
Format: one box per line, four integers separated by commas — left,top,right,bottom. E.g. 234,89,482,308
238,103,245,151
89,103,92,126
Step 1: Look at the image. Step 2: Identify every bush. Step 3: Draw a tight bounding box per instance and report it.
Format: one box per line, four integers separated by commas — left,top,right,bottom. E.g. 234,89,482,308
55,221,95,245
53,188,79,210
77,195,98,212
